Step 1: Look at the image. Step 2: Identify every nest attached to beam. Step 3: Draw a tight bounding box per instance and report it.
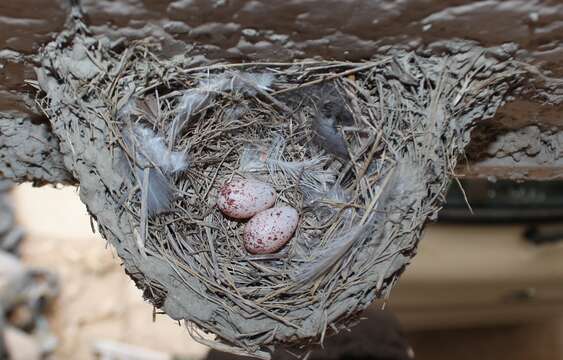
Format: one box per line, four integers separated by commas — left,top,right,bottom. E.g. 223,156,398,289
35,28,520,359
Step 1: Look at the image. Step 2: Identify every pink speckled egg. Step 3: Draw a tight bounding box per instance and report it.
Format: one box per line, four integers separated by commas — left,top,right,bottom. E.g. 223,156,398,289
217,178,276,219
243,206,299,254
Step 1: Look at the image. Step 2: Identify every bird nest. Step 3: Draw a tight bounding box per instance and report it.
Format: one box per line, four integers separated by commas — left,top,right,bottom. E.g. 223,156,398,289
35,27,520,359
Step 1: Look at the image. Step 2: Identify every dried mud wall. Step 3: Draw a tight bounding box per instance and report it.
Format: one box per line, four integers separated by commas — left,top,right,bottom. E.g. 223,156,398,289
0,0,562,180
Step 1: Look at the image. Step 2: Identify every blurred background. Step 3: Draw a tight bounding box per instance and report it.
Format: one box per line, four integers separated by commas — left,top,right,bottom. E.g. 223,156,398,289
1,179,562,360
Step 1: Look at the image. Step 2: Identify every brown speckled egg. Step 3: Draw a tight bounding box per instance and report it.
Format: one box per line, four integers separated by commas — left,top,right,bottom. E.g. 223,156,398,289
243,206,299,254
217,178,276,219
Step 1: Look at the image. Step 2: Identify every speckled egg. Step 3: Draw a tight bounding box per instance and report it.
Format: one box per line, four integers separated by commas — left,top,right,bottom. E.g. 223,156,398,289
217,178,276,219
243,206,299,254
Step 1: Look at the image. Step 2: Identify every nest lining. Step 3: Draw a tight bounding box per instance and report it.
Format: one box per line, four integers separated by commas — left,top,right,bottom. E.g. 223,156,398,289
34,28,520,359
119,56,403,332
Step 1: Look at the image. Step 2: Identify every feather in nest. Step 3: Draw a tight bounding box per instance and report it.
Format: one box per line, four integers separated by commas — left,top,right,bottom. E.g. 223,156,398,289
292,163,401,285
292,224,372,284
311,86,355,161
201,71,275,95
302,182,353,222
168,71,275,146
127,125,189,216
239,135,335,191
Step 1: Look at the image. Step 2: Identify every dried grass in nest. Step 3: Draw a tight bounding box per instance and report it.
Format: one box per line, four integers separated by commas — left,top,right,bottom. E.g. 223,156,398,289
35,28,521,359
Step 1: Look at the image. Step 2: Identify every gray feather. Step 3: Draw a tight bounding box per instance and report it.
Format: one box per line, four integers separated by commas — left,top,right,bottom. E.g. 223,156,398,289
312,115,350,160
168,71,275,146
293,225,369,285
201,71,274,95
137,168,174,217
312,93,354,160
127,125,189,216
239,135,335,188
292,164,401,285
168,90,209,147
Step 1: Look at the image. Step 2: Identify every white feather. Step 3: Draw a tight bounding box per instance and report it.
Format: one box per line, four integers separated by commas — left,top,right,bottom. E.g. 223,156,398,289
128,125,189,216
168,71,275,145
200,71,275,95
168,89,209,146
136,168,174,217
116,82,137,121
239,135,335,188
303,182,352,222
303,182,348,205
117,99,136,121
236,72,275,93
133,126,189,173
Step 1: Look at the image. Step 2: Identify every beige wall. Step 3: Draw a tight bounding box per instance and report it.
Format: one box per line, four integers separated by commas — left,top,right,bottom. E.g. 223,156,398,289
392,224,563,330
14,184,209,359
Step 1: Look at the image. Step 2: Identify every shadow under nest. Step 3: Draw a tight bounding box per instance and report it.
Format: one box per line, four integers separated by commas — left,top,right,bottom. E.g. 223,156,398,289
33,25,520,359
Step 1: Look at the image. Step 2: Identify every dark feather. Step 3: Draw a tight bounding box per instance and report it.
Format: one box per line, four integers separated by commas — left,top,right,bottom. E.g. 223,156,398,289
312,104,352,160
312,115,350,160
311,86,354,160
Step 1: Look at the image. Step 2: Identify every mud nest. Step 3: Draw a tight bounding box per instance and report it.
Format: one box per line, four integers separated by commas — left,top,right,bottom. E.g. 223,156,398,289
34,24,520,359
